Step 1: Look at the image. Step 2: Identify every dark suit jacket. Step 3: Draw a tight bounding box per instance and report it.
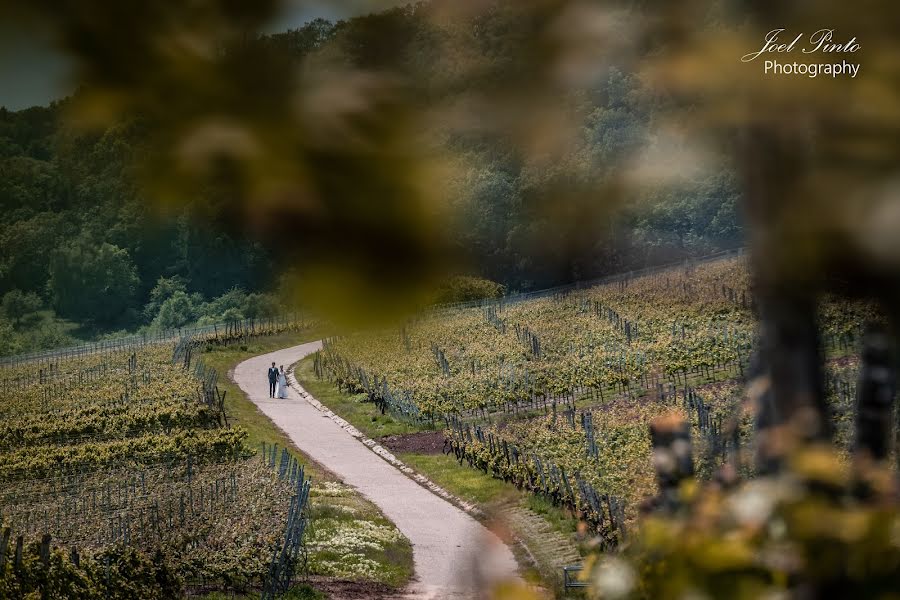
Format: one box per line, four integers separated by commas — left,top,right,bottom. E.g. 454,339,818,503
268,367,279,383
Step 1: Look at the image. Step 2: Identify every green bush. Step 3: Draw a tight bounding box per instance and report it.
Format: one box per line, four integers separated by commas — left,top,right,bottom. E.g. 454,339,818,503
143,276,188,322
48,238,139,326
152,291,196,329
433,275,505,305
1,290,41,326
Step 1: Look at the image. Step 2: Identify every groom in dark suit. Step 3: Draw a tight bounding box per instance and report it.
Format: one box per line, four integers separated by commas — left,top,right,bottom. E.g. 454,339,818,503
268,362,279,398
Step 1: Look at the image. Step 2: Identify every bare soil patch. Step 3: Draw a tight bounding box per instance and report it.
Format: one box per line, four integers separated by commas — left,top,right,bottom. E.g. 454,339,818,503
307,577,401,599
378,430,446,455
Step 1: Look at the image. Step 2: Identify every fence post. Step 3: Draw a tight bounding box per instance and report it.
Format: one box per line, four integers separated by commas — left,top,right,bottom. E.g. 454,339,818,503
0,527,9,568
14,536,23,571
40,533,51,566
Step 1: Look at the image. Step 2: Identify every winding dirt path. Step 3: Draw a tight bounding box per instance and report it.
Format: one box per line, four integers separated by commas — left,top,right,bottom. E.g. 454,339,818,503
232,341,520,599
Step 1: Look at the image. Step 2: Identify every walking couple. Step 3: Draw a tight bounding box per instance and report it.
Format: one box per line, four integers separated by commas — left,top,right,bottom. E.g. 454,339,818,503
268,362,288,399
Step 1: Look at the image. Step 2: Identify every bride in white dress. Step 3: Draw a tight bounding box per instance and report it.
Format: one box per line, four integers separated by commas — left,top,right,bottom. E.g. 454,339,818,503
275,366,288,399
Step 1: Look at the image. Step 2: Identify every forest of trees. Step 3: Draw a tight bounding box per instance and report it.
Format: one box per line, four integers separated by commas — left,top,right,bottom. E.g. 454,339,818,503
0,3,743,355
0,104,279,353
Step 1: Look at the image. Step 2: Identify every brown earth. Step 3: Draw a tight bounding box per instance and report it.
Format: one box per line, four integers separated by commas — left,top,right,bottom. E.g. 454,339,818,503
378,431,447,455
827,354,858,369
307,577,402,599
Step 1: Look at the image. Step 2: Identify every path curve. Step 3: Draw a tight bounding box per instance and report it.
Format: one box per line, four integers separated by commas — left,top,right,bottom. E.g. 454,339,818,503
233,341,520,599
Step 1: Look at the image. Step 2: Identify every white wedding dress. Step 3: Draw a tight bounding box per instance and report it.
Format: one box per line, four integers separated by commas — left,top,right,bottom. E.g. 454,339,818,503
275,371,288,398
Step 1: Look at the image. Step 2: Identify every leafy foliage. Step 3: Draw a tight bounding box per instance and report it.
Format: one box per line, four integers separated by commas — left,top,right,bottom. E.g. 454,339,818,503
48,237,140,325
1,289,41,325
433,276,506,305
586,448,900,600
0,542,182,599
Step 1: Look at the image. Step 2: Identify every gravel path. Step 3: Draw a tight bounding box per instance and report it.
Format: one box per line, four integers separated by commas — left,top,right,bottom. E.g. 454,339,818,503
233,341,520,599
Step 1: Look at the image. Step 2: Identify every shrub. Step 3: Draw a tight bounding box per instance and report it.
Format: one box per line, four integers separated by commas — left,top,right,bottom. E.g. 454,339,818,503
433,275,505,305
1,289,42,326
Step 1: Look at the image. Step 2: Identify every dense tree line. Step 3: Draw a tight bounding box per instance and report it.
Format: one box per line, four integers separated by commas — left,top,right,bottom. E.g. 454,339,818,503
0,105,277,354
0,3,743,355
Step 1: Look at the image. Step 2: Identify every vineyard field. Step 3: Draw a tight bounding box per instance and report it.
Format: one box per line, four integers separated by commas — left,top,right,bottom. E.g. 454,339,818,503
315,255,873,543
0,334,311,597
